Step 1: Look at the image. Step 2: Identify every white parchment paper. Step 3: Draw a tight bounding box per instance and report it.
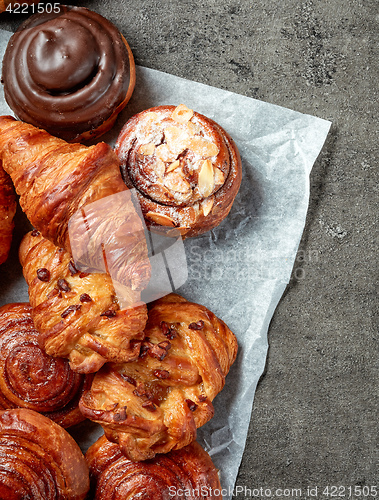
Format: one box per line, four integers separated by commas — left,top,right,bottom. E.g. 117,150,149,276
0,29,331,498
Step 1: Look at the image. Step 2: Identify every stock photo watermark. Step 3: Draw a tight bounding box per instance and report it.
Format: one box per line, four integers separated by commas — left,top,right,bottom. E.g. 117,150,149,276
186,244,320,284
168,484,378,498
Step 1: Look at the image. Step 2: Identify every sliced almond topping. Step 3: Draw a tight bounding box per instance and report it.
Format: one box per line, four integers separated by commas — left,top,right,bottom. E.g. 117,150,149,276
146,212,176,227
166,226,191,237
189,137,219,158
198,159,215,198
213,166,225,185
155,144,176,163
154,159,166,178
164,125,185,144
144,112,159,122
164,172,191,193
166,160,180,173
164,126,190,155
171,104,194,124
186,121,201,136
202,196,214,216
139,142,155,156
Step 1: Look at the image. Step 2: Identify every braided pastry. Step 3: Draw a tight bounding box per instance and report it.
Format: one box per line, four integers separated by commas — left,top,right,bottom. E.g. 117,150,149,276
2,6,135,142
0,115,151,293
0,408,89,499
0,302,92,428
79,293,238,461
0,163,16,265
19,231,148,374
116,104,242,237
86,435,222,499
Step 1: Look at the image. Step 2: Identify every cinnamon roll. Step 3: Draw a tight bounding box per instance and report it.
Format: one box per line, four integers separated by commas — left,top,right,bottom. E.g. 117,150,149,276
79,293,238,461
0,408,89,499
86,435,222,499
115,105,242,237
2,6,136,142
0,303,92,428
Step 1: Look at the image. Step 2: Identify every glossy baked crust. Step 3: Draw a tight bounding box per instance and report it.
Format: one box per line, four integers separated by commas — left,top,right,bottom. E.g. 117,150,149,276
0,302,92,427
79,293,238,461
19,231,148,374
86,435,222,499
0,163,16,265
0,408,89,499
0,115,151,293
116,105,242,237
2,6,135,142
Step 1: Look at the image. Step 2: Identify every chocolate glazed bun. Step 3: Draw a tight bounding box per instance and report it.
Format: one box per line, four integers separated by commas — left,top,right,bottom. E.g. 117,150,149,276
115,105,242,238
2,6,136,142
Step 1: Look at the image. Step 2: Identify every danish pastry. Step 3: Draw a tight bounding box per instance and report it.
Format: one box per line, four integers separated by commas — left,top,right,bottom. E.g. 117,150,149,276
116,104,242,237
86,436,222,499
79,293,238,461
0,164,16,265
0,302,92,428
0,408,89,499
2,6,136,142
0,115,151,294
19,231,148,374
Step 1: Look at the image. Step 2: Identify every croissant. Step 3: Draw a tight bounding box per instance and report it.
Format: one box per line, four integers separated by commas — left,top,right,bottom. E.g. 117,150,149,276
19,231,148,373
0,115,150,293
86,435,222,499
0,302,93,427
0,408,89,499
115,104,242,237
79,293,238,461
0,163,17,265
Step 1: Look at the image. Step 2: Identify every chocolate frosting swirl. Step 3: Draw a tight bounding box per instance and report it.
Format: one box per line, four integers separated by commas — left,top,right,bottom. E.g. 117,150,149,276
2,6,131,141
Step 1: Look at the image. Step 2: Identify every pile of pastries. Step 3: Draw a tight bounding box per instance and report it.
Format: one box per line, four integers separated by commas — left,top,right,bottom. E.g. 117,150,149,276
0,5,243,499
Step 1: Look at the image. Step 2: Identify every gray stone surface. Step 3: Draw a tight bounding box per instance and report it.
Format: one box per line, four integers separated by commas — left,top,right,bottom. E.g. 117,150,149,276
1,0,377,495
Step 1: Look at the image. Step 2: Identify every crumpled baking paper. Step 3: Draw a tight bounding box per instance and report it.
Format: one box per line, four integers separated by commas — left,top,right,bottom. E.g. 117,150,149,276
0,28,331,498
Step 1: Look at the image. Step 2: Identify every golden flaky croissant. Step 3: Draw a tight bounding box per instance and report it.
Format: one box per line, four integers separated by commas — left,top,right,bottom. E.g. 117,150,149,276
86,436,222,499
79,293,238,461
0,408,89,499
0,115,150,293
19,231,148,374
0,163,16,265
0,303,92,428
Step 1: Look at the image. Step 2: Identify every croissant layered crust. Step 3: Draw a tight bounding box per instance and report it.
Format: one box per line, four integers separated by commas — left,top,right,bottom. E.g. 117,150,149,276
0,163,17,265
0,302,92,428
79,293,238,461
0,408,89,499
115,104,242,237
86,436,222,499
0,115,151,293
19,231,148,374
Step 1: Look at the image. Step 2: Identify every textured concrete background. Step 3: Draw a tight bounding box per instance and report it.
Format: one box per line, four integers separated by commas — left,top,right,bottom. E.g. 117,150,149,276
1,0,378,496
